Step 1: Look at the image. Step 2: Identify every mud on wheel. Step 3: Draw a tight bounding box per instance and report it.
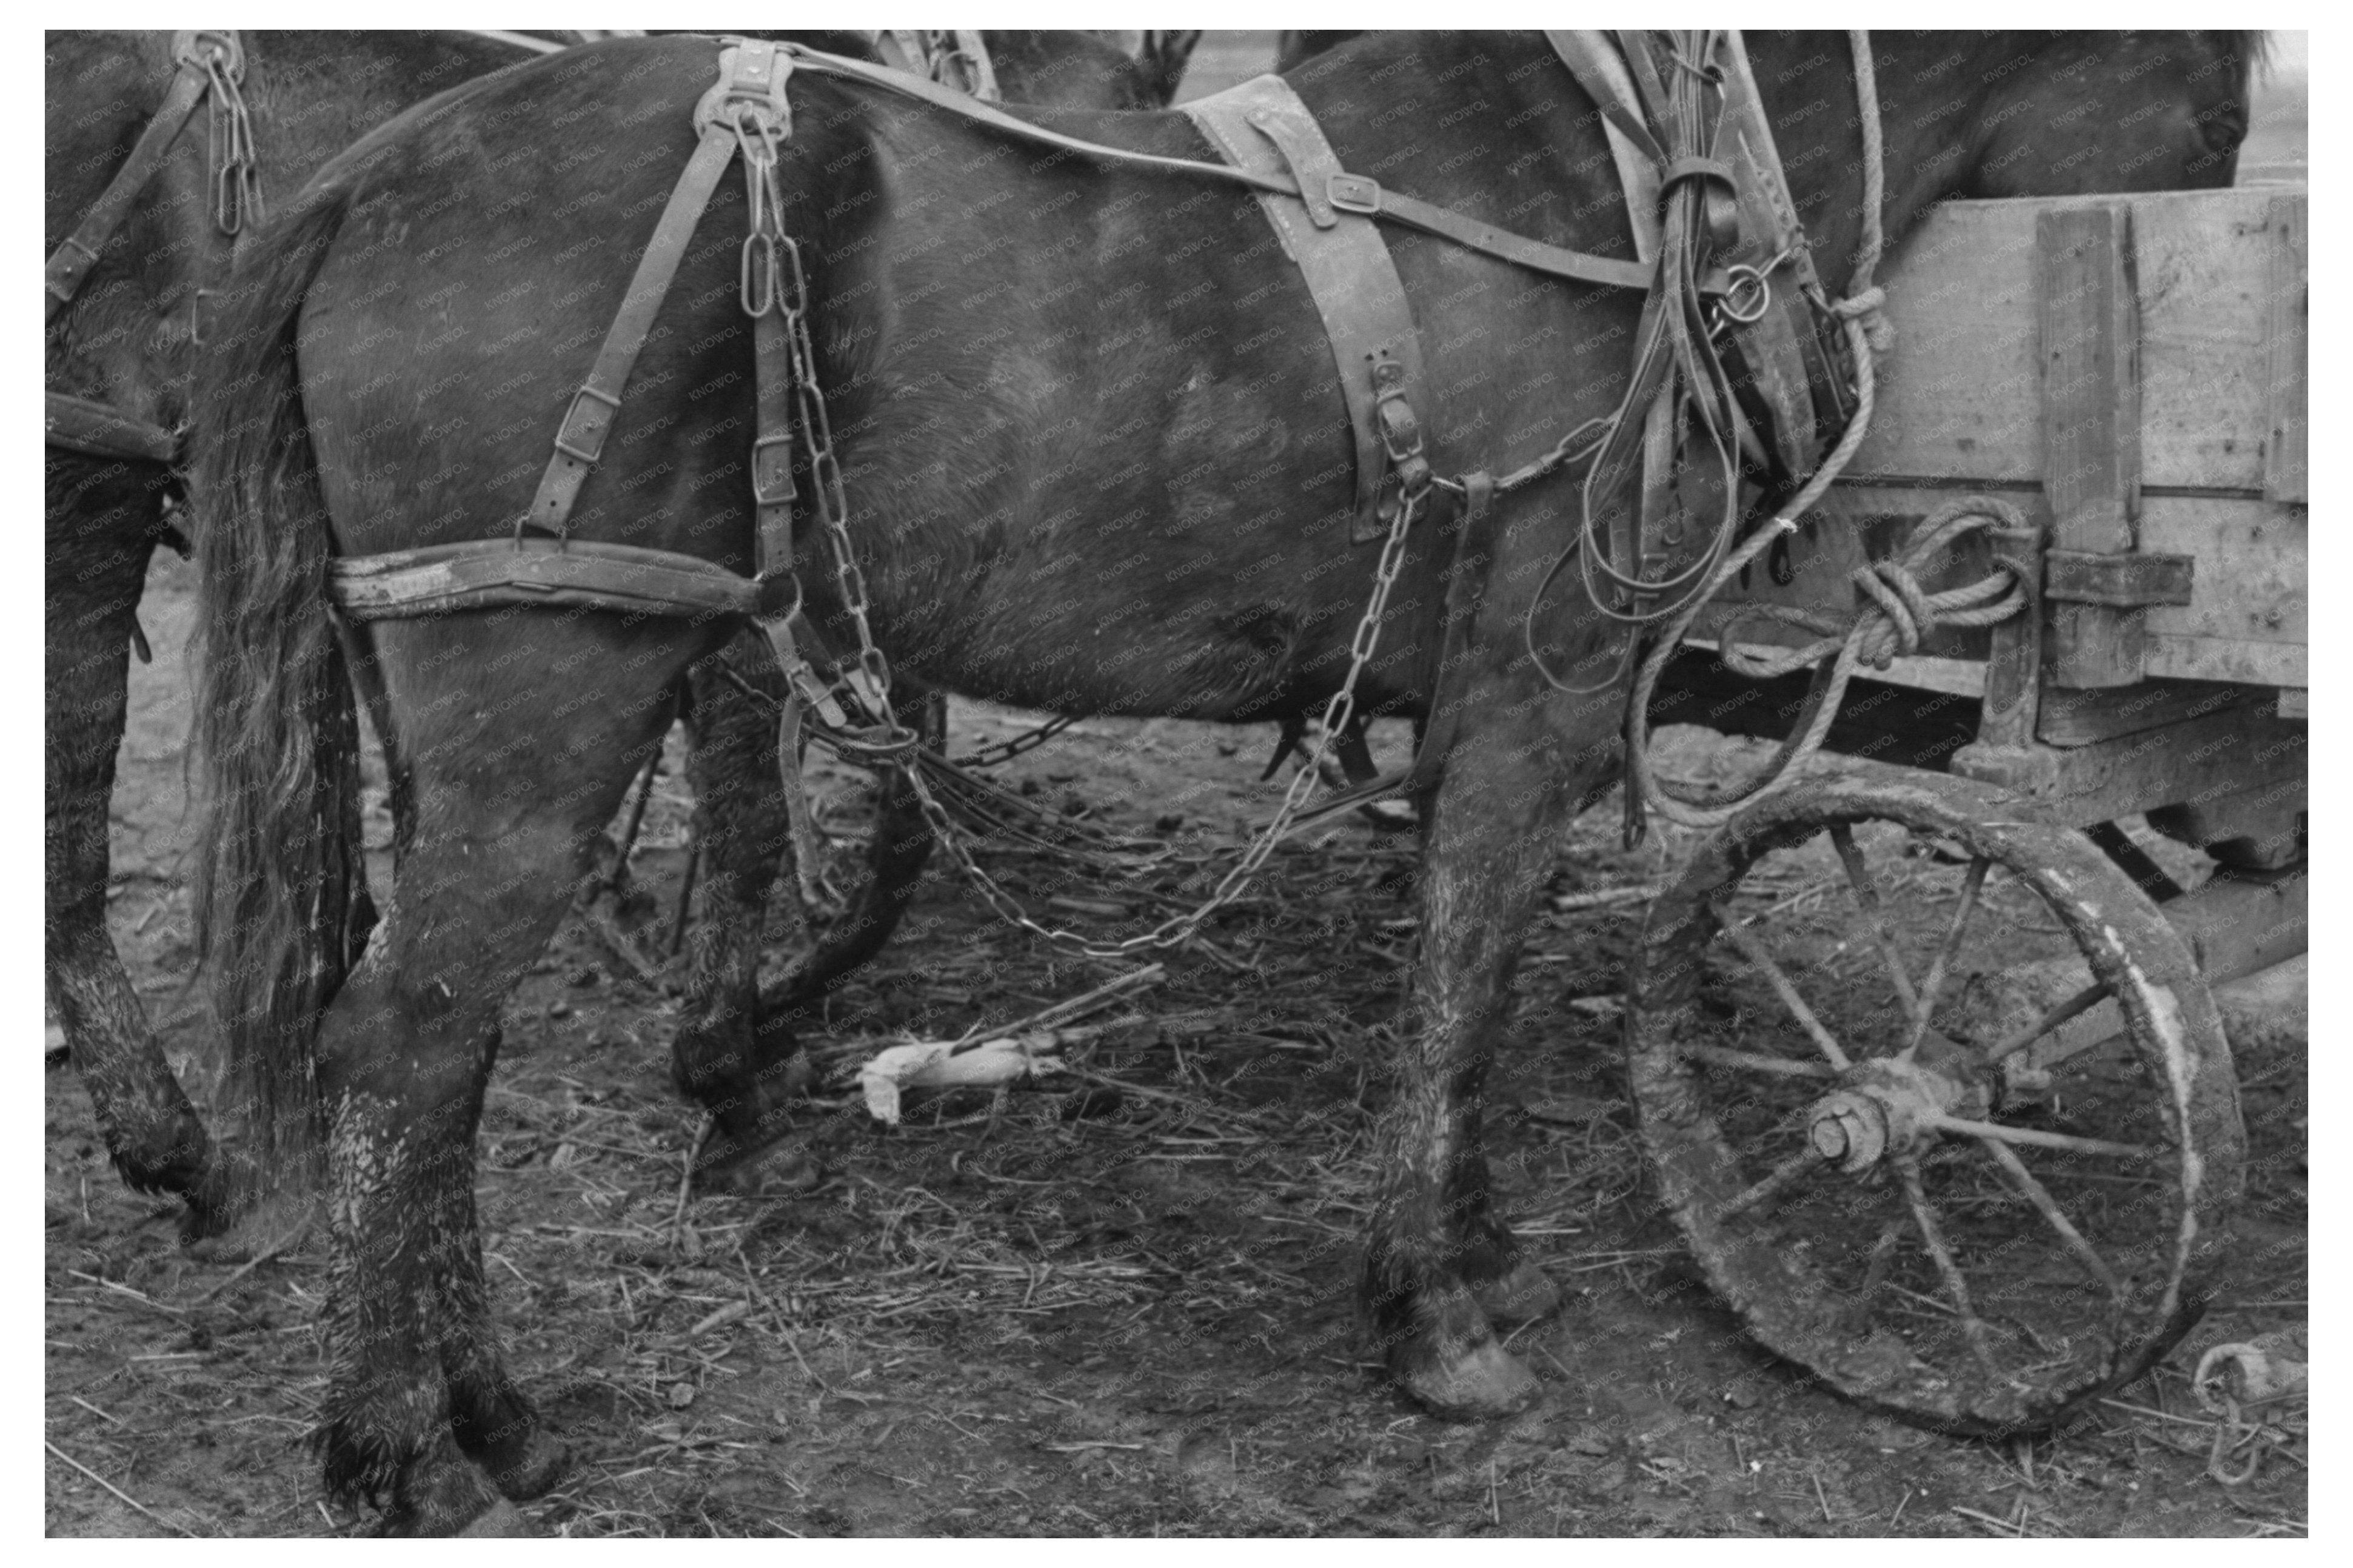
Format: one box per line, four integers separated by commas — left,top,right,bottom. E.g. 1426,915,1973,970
1624,759,2245,1435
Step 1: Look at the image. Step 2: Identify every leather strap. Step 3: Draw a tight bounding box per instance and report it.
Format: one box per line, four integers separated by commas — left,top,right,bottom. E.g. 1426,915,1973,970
784,45,1668,297
1550,30,1659,266
45,390,177,464
329,538,763,621
521,42,793,541
1184,75,1430,544
45,47,215,322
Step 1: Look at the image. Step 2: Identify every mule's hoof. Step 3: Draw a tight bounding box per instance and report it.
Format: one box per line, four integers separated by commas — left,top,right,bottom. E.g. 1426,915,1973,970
455,1499,537,1538
1470,1261,1562,1326
484,1429,571,1502
692,1134,824,1201
1398,1339,1541,1422
181,1187,316,1264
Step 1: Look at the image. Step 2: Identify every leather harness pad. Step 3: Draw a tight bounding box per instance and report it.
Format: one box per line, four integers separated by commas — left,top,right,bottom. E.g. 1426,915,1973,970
1183,75,1428,544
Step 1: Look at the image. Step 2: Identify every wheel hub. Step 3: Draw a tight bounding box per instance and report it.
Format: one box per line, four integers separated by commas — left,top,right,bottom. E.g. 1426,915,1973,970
1807,1052,1990,1173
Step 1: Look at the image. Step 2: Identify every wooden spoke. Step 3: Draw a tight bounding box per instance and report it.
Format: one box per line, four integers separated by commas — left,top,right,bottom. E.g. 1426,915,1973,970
1927,1114,2151,1162
1981,979,2113,1064
1897,857,1989,1064
1827,822,1921,1017
1896,1152,2000,1378
1712,1145,1824,1223
1973,1136,2124,1301
1681,1042,1836,1080
1713,906,1853,1071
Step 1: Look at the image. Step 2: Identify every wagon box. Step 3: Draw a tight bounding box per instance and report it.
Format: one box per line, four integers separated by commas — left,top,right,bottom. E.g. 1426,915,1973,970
1703,184,2308,706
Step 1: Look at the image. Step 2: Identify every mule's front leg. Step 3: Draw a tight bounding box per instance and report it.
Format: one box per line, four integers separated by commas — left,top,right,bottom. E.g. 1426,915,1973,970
1363,673,1616,1419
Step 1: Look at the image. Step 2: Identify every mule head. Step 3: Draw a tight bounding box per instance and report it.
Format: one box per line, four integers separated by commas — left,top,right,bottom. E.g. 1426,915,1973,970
1962,31,2264,196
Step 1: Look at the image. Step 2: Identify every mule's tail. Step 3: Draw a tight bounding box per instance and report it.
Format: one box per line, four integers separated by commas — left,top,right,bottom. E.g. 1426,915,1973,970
190,186,371,1201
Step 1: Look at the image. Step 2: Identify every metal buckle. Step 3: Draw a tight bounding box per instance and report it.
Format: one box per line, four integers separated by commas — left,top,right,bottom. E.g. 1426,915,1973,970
552,385,622,466
45,238,99,302
751,432,797,505
1326,173,1381,215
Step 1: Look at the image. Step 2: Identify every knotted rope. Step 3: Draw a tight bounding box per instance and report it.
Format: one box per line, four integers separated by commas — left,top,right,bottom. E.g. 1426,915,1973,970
1615,30,2035,833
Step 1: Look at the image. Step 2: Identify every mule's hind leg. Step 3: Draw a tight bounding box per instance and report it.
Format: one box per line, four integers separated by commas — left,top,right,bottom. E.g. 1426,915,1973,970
313,626,693,1532
674,632,819,1196
674,634,941,1195
1364,668,1615,1419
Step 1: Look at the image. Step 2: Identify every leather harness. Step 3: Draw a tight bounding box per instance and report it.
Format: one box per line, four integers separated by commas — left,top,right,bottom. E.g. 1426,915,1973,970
869,30,999,100
319,34,1867,831
44,29,258,467
1182,76,1429,547
327,35,1846,616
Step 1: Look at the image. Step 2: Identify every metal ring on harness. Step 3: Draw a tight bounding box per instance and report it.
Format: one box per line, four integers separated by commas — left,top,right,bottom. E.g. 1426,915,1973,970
1717,263,1773,326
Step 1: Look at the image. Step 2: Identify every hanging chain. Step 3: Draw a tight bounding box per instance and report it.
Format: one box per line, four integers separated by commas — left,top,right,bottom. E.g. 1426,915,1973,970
186,32,260,235
768,233,1434,954
897,472,1428,959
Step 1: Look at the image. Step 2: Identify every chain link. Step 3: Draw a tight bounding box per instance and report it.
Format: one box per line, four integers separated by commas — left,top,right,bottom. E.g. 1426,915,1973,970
896,475,1428,959
767,226,1433,955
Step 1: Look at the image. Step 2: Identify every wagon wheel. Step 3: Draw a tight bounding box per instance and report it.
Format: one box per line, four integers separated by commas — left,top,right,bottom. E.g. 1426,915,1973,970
758,683,946,1013
1624,759,2245,1435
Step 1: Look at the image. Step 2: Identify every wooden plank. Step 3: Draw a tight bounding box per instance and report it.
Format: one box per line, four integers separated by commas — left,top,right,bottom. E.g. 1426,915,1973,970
1952,699,2306,828
2036,680,2258,748
1850,187,2295,492
2278,688,2307,721
2038,204,2143,688
2139,637,2305,689
2264,192,2307,503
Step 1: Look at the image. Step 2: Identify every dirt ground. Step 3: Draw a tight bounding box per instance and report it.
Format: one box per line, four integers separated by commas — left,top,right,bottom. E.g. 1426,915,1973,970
45,32,2307,1542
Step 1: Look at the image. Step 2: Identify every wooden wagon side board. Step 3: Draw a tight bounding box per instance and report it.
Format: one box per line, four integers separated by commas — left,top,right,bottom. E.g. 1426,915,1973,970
1848,186,2304,494
1708,184,2305,697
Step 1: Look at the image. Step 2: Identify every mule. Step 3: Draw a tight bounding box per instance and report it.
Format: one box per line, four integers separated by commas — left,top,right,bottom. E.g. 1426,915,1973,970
43,26,1177,1235
191,30,2259,1532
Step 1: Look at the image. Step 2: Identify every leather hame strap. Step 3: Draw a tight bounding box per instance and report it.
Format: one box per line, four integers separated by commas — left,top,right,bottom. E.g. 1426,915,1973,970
1184,75,1430,546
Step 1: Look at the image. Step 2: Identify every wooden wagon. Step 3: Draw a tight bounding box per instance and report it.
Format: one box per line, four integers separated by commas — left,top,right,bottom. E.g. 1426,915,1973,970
1624,183,2307,1433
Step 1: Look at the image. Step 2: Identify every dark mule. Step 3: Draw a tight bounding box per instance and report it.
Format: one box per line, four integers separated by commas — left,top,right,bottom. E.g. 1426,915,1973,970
44,29,542,1231
192,30,2258,1532
41,24,1161,1234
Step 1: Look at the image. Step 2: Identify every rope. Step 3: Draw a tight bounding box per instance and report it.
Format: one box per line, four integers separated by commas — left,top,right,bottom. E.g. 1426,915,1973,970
1627,494,2029,829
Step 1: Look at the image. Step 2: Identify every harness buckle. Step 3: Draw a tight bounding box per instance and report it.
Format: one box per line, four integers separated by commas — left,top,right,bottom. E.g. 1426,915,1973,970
1326,173,1381,215
45,238,100,304
751,431,798,506
552,384,623,466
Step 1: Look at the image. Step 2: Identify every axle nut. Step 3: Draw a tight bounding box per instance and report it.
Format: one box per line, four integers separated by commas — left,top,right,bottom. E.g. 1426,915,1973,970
1809,1091,1887,1173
